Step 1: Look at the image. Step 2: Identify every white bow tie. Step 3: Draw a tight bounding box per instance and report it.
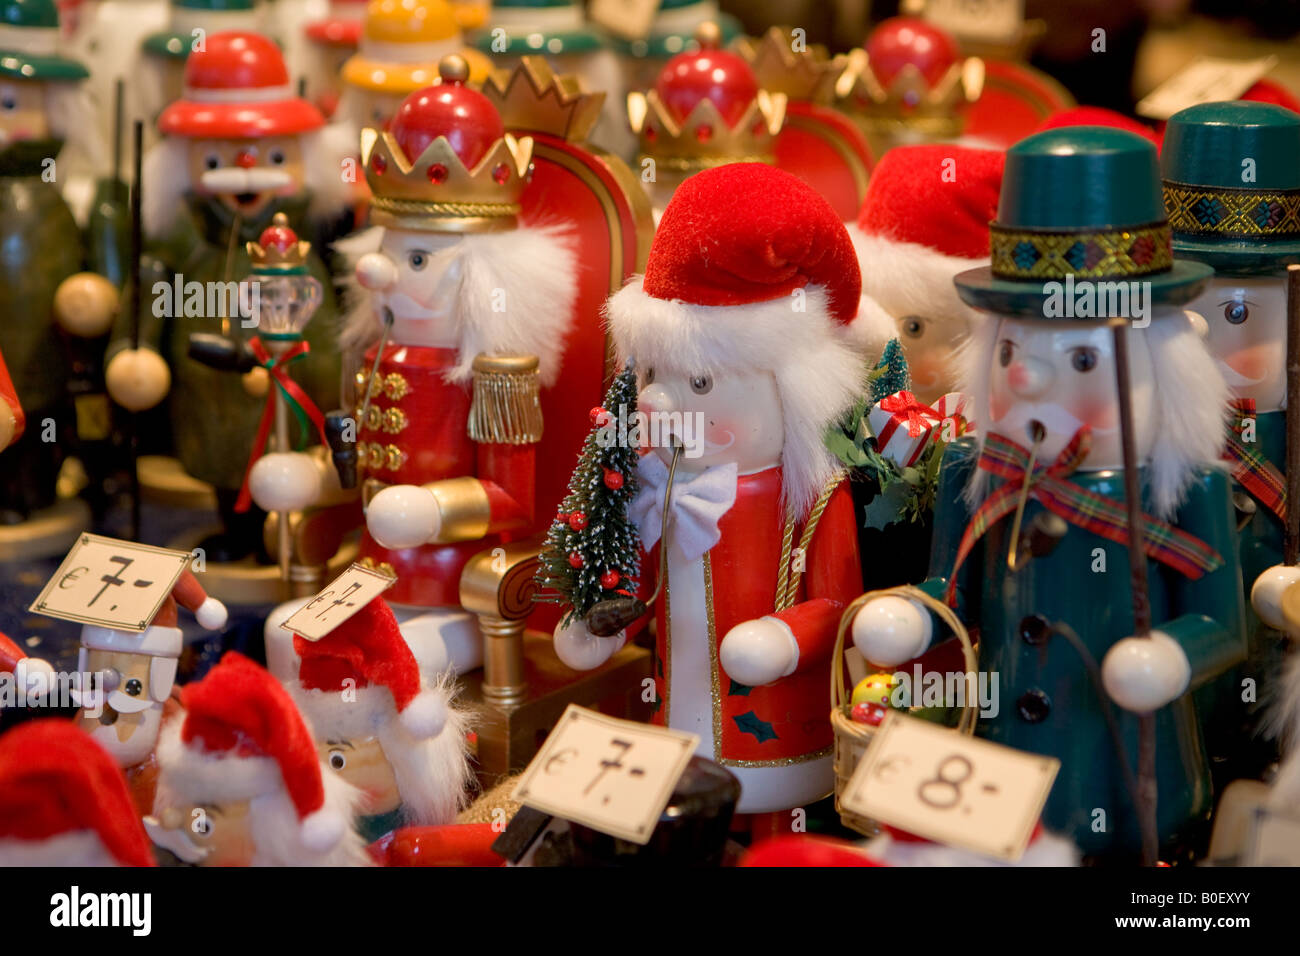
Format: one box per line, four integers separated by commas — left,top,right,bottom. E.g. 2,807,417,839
631,454,739,563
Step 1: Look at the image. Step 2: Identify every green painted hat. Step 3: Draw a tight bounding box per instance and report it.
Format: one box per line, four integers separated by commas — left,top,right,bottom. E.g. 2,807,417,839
954,127,1212,318
1161,100,1300,276
142,0,261,61
0,0,88,81
608,0,742,59
472,0,605,56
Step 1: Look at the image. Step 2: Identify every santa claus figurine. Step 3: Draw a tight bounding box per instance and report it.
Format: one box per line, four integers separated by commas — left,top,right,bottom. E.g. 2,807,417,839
146,651,369,866
1163,101,1300,782
555,163,864,831
270,55,577,678
850,128,1246,861
849,144,1005,405
105,31,349,563
626,22,786,221
302,0,367,117
75,568,227,815
287,596,471,842
0,719,155,866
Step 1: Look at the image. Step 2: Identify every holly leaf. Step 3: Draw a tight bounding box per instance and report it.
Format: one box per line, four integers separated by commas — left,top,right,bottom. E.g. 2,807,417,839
728,679,752,697
732,710,779,744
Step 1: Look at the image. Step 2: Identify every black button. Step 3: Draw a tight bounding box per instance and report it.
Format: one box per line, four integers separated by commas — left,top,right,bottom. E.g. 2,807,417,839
1019,615,1051,645
1017,690,1051,723
125,678,143,697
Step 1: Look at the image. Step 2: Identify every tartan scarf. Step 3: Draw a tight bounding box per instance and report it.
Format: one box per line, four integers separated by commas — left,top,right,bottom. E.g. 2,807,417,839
944,427,1224,605
1222,397,1286,523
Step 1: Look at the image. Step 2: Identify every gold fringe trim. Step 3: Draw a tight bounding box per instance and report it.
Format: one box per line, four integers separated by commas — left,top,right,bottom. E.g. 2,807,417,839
468,353,544,445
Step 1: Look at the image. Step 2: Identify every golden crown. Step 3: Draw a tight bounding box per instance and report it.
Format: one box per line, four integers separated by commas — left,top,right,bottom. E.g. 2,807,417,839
246,213,311,274
833,47,984,141
481,56,606,144
731,27,844,104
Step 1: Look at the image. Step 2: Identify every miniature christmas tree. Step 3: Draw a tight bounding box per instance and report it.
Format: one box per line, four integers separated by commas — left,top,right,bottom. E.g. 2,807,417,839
535,364,642,624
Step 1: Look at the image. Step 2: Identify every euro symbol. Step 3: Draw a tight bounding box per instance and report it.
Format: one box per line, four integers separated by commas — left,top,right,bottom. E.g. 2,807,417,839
875,755,910,782
545,748,578,775
59,566,88,589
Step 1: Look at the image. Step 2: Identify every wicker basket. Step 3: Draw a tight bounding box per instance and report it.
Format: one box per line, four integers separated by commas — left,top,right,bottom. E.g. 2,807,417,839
830,585,979,836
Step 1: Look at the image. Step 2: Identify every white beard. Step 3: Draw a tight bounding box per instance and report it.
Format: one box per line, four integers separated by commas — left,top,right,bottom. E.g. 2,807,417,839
80,705,163,768
0,831,122,867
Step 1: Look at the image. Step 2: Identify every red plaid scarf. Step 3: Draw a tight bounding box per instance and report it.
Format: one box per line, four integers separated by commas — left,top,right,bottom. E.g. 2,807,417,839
1222,397,1286,522
944,427,1223,605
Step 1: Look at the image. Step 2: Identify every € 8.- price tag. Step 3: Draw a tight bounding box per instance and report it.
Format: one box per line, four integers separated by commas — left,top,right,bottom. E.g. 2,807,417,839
1137,56,1277,120
29,534,194,632
841,711,1059,861
280,563,396,641
587,0,661,42
512,704,699,845
910,0,1023,45
1244,807,1300,866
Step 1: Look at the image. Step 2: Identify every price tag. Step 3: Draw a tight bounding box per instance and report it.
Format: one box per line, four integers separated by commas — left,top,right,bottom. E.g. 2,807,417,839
1243,806,1300,866
587,0,661,41
511,704,699,845
911,0,1024,45
29,534,194,632
841,711,1059,861
280,563,396,641
1137,56,1277,120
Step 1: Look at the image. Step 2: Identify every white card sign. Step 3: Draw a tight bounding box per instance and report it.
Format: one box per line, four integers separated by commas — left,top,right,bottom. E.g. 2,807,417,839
280,563,396,641
512,704,699,845
1243,806,1300,866
841,711,1059,861
1136,56,1277,121
587,0,661,42
913,0,1024,45
29,534,193,632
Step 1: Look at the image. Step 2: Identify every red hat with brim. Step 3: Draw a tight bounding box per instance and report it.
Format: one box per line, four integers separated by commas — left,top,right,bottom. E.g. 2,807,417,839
305,18,362,47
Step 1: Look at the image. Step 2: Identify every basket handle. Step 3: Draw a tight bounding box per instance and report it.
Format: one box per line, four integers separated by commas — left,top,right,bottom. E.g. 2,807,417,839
830,585,980,736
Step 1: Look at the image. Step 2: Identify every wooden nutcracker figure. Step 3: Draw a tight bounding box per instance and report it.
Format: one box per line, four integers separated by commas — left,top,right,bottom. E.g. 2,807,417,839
75,568,228,814
1161,101,1300,781
287,596,471,842
146,651,369,866
303,0,367,117
0,719,155,866
607,0,744,97
627,22,785,222
105,31,349,563
849,144,1004,406
266,55,578,679
555,164,865,828
850,128,1246,862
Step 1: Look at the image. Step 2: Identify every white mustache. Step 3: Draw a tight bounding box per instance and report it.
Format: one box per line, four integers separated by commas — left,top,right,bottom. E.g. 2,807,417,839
991,402,1113,445
144,816,211,864
1216,358,1263,388
200,167,293,193
97,690,157,714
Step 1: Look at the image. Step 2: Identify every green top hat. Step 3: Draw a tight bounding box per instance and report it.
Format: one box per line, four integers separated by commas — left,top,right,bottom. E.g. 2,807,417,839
0,0,88,81
608,0,743,59
143,0,259,60
473,0,606,55
1162,100,1300,276
955,127,1212,318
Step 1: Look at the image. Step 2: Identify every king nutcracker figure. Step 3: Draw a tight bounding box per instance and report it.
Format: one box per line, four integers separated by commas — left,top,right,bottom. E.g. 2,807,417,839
554,164,865,830
265,55,578,679
849,128,1246,862
105,31,349,564
1162,101,1300,783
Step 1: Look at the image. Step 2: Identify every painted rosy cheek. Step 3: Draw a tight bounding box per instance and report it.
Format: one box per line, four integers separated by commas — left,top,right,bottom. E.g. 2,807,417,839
704,420,732,444
1225,345,1275,382
1005,363,1031,391
988,381,1012,422
1067,394,1118,429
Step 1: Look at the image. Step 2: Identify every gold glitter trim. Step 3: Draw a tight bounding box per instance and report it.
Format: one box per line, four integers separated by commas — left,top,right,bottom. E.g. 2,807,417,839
662,547,671,729
721,745,834,769
1163,181,1300,239
990,222,1173,280
705,552,722,762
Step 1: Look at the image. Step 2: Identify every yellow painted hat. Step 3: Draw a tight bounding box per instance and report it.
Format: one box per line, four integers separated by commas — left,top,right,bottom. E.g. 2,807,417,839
342,0,491,93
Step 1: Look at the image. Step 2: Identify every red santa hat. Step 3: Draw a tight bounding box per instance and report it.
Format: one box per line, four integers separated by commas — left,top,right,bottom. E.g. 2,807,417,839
160,652,348,854
1241,78,1300,114
1035,106,1162,148
849,144,1004,353
606,162,865,517
79,568,227,659
0,630,53,694
0,719,155,867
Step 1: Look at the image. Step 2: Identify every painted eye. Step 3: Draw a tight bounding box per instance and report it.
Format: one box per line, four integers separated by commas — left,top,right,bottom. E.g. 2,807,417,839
901,316,925,339
1223,301,1249,325
328,749,347,771
1069,347,1099,373
204,153,221,170
191,811,212,837
689,373,713,394
407,250,428,271
268,148,286,165
0,93,15,111
998,340,1015,367
124,678,143,696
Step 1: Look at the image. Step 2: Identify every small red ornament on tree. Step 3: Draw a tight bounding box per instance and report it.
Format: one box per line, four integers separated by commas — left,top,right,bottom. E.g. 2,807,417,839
568,512,588,531
600,569,620,589
602,468,624,490
568,552,584,569
589,406,607,425
555,512,569,525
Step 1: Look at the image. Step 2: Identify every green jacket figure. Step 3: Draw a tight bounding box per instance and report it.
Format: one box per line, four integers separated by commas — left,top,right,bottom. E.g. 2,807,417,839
849,128,1247,862
1162,101,1300,784
106,30,348,562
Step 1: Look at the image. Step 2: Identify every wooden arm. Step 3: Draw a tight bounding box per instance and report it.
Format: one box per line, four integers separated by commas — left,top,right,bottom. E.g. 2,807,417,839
460,534,545,705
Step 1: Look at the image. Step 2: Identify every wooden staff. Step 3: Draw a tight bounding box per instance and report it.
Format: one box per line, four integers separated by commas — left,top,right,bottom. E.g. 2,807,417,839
1286,265,1300,565
128,120,144,541
1111,319,1158,867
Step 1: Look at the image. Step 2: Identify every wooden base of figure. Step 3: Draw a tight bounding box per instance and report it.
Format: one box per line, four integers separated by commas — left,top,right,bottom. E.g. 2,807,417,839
0,496,91,561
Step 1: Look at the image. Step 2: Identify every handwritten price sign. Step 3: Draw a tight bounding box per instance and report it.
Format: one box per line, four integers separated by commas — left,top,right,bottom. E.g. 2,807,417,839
1137,56,1277,120
512,705,699,845
280,563,396,641
841,711,1059,861
29,534,194,632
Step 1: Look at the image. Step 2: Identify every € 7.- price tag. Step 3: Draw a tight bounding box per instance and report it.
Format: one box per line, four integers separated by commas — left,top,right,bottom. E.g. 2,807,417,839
587,0,661,42
29,534,194,632
1137,56,1277,120
841,711,1059,861
512,704,699,845
1243,807,1300,866
280,563,396,641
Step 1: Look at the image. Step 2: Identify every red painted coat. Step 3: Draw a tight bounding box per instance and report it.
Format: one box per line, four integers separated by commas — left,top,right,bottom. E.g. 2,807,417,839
0,350,23,448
